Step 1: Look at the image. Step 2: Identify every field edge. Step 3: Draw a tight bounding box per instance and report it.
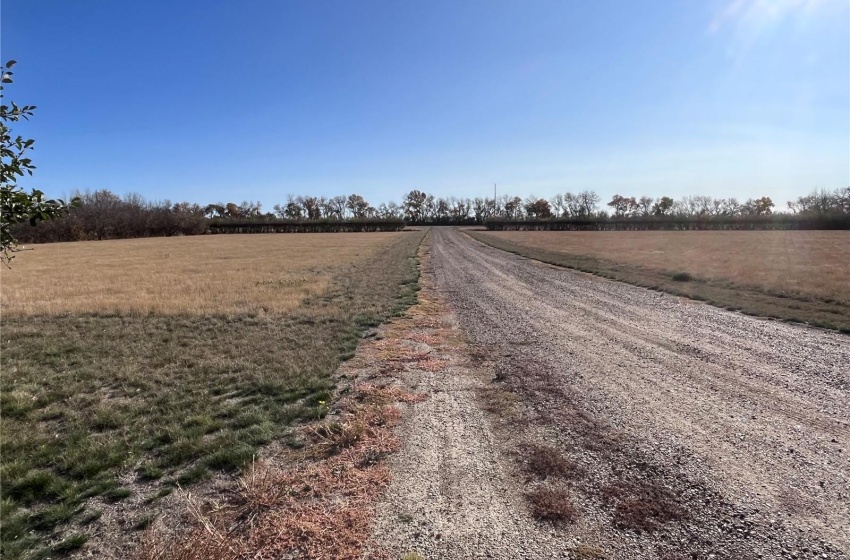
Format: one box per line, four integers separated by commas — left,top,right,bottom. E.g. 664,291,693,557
465,229,850,334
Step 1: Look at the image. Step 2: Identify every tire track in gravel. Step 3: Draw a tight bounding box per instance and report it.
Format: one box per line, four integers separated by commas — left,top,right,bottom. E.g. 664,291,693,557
424,227,849,559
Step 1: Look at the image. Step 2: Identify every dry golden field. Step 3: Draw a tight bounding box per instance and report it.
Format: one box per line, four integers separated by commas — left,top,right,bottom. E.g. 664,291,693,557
477,230,850,303
469,229,850,331
0,232,407,316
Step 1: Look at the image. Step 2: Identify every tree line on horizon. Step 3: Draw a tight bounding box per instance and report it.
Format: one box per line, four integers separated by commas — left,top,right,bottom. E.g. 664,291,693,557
207,187,850,223
10,186,850,243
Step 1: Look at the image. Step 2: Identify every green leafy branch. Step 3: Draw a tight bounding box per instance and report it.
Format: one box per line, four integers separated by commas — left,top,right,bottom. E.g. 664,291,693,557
1,60,79,266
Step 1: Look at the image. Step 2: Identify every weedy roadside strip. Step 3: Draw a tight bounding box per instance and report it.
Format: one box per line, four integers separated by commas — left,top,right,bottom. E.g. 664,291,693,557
139,236,450,560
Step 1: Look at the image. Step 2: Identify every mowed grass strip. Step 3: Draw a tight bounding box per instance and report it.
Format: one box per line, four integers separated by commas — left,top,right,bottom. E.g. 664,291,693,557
0,233,407,316
0,230,425,559
468,230,850,332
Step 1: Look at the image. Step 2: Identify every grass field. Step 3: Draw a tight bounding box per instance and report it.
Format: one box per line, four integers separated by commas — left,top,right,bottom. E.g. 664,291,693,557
0,231,425,559
1,234,409,316
468,230,850,332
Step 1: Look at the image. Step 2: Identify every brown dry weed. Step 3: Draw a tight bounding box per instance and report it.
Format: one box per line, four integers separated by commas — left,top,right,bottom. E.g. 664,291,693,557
525,488,579,525
137,364,417,560
523,444,584,481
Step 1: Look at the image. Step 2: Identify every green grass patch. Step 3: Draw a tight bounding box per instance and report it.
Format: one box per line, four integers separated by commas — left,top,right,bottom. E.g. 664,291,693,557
671,271,693,282
51,533,89,555
144,487,174,504
26,503,84,535
132,513,157,531
137,463,164,481
103,487,132,502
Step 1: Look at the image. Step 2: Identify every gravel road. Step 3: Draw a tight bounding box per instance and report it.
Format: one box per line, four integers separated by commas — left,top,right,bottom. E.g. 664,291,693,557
368,240,571,559
376,227,849,559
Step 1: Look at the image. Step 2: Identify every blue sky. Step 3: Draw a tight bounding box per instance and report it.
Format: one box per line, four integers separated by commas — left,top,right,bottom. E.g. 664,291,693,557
2,0,848,209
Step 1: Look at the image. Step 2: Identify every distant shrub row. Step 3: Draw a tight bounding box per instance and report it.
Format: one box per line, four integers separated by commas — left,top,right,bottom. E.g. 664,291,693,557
12,194,207,244
208,218,406,234
485,214,850,231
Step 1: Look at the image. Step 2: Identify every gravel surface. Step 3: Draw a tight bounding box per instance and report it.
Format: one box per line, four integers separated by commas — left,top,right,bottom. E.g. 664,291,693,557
374,227,849,559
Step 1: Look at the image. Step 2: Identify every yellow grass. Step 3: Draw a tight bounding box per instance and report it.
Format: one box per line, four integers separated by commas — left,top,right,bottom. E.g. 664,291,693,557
480,230,850,303
0,233,407,316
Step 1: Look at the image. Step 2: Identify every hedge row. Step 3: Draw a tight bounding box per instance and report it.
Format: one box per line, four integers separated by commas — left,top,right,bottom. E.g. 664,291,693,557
484,214,850,231
208,218,407,234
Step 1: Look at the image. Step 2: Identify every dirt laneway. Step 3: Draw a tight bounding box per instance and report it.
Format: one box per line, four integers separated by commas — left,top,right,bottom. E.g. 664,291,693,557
372,227,850,559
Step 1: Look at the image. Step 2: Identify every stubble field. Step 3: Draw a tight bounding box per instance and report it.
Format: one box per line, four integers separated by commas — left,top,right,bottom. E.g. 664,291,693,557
469,230,850,331
0,231,425,559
